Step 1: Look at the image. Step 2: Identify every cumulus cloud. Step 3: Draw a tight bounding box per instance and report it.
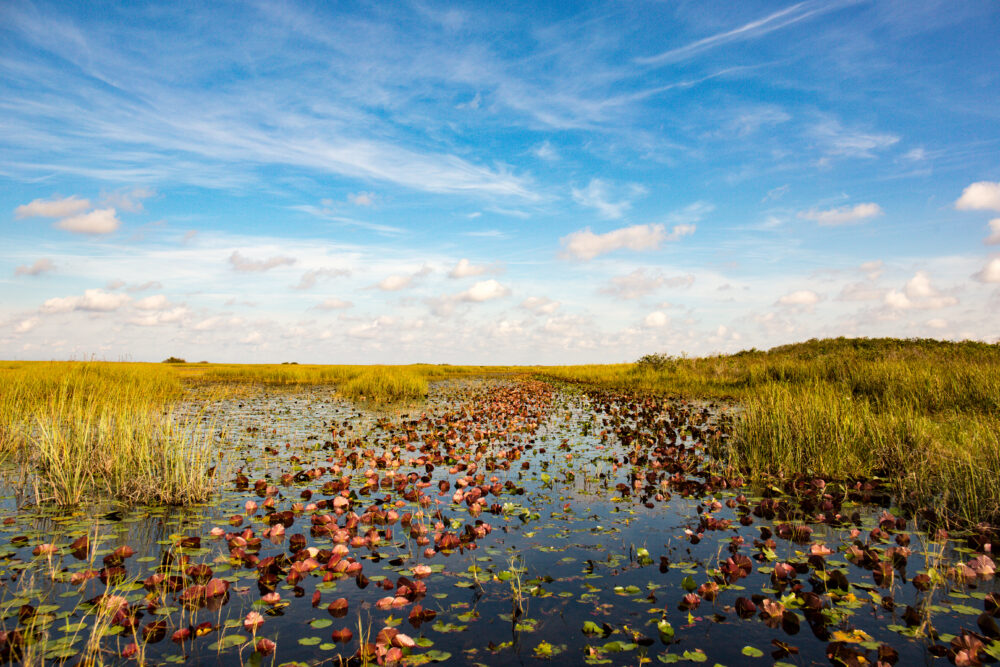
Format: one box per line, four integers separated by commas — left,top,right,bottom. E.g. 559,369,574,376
984,219,1000,245
316,298,353,310
561,223,694,260
294,268,350,290
41,289,130,313
15,195,91,219
885,271,959,308
643,311,670,328
973,258,1000,283
14,258,54,276
458,279,509,302
376,265,432,291
955,181,1000,212
133,294,171,311
448,258,487,279
798,203,883,226
229,251,296,272
55,208,121,234
926,318,948,329
571,179,640,219
520,297,560,314
777,290,821,307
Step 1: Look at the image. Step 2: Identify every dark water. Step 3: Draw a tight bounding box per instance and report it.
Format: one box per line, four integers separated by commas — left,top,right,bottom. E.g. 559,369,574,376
0,379,996,665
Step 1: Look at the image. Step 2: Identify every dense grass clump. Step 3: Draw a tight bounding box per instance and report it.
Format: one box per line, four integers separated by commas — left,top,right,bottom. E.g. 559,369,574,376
0,362,217,505
545,337,1000,526
338,368,428,403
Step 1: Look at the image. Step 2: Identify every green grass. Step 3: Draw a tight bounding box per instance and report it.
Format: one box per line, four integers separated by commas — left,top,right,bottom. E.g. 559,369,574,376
544,337,1000,527
5,338,999,525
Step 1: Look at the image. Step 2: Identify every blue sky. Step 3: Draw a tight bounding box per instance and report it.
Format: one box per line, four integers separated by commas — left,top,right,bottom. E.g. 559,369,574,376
2,0,999,363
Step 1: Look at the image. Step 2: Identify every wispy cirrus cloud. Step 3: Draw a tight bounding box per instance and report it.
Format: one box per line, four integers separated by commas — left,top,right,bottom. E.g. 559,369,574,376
229,251,296,272
798,202,883,226
635,1,847,66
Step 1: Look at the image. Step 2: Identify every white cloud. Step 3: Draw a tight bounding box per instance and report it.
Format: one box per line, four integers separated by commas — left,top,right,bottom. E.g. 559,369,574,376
376,265,432,290
643,311,669,328
14,317,40,333
798,203,883,226
635,3,833,66
378,274,414,291
229,250,296,272
294,267,350,289
973,258,1000,283
777,290,821,306
14,258,55,276
859,260,883,280
458,279,509,302
15,195,91,218
193,316,244,331
571,179,636,219
561,223,693,260
520,297,560,315
240,331,263,344
810,118,899,159
837,282,884,302
533,141,559,161
601,269,666,300
348,192,376,206
955,181,1000,212
926,318,948,329
316,298,353,310
55,208,121,234
884,271,959,308
448,258,487,279
42,289,131,313
984,219,1000,245
101,187,155,213
133,294,171,311
130,307,188,327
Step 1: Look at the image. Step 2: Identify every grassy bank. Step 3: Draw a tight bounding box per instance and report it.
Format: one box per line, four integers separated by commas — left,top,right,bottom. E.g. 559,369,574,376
545,338,1000,526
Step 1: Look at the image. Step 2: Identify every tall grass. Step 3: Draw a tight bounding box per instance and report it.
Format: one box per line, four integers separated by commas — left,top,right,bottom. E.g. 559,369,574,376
338,368,428,403
0,362,217,505
546,338,1000,526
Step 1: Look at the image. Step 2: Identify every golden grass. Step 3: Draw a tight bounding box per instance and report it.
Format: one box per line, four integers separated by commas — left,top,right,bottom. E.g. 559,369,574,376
0,362,216,505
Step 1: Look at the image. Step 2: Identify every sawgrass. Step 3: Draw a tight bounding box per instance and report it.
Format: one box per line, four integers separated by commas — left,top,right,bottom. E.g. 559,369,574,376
546,338,1000,526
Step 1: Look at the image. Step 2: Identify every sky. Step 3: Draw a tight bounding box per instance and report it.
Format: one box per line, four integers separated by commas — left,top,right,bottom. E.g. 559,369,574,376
1,0,999,364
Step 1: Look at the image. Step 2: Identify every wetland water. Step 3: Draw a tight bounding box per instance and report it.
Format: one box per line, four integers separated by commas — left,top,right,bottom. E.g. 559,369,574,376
1,378,997,665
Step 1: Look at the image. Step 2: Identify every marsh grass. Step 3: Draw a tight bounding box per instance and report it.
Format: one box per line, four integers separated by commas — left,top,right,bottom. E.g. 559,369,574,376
546,338,1000,526
338,368,428,403
0,362,218,506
